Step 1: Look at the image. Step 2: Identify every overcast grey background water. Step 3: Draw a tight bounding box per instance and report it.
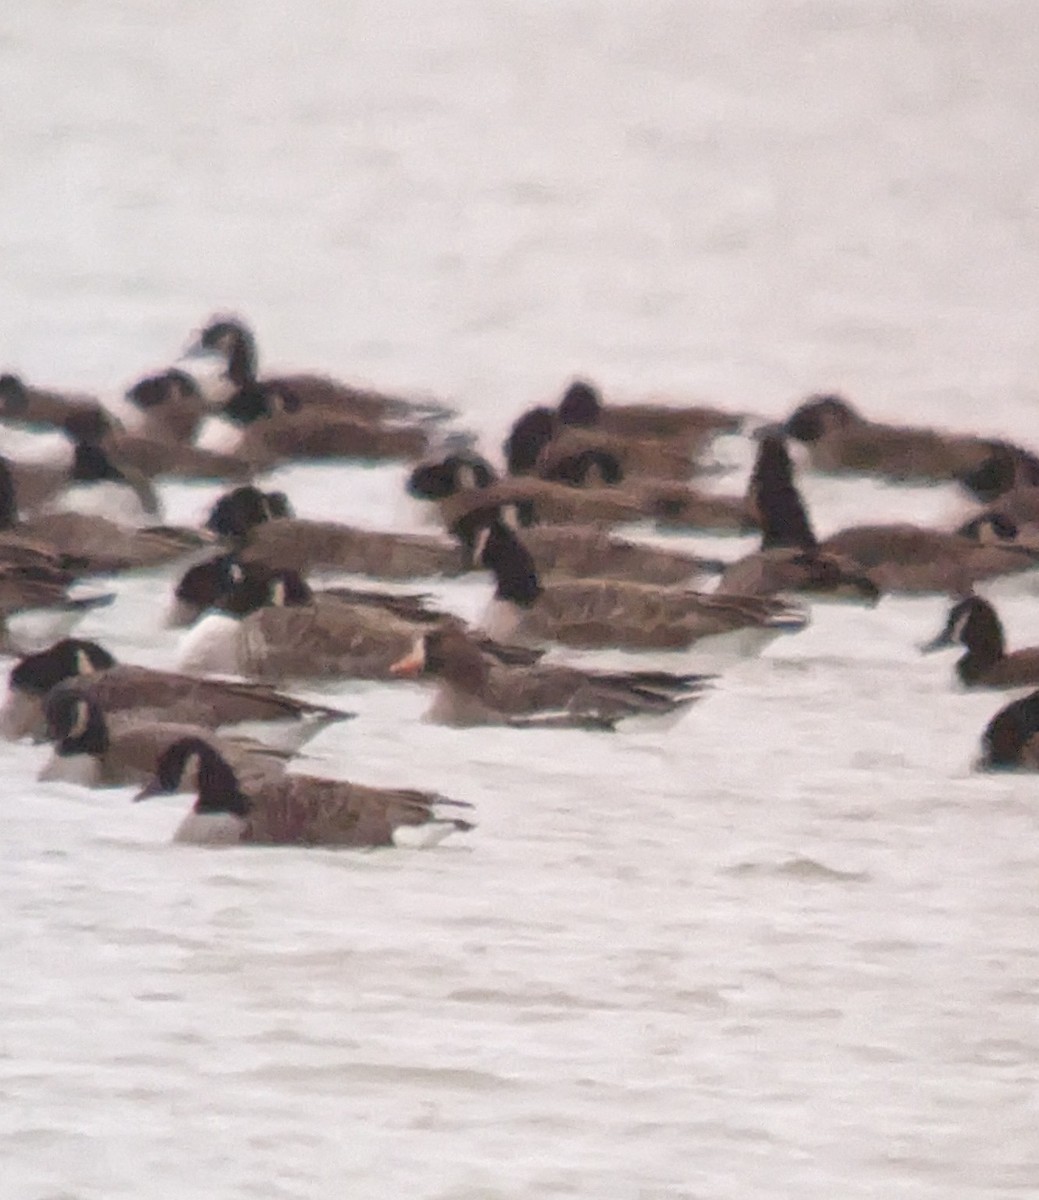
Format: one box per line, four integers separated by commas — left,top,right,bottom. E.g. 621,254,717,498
3,3,1039,1198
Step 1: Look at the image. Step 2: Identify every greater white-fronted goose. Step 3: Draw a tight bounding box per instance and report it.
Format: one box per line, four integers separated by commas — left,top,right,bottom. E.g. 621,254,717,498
207,486,465,579
922,595,1039,689
183,315,456,424
470,518,808,651
176,562,538,683
782,393,1005,484
389,625,711,728
716,435,881,603
0,637,355,744
746,435,1039,595
135,736,474,848
40,687,293,789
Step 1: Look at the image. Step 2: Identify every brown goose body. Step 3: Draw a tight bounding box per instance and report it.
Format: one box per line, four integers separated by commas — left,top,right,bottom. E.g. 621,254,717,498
536,426,699,483
0,638,354,742
783,394,995,483
41,692,291,789
138,737,473,848
717,548,880,603
0,375,104,432
230,409,431,470
820,525,1038,594
521,524,715,585
474,520,806,651
391,627,710,727
240,517,463,578
14,512,208,574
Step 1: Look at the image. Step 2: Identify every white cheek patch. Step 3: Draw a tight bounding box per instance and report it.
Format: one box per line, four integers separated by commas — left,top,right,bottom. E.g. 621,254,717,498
456,464,477,491
271,580,287,607
473,527,491,565
68,699,90,740
76,649,97,676
950,608,972,644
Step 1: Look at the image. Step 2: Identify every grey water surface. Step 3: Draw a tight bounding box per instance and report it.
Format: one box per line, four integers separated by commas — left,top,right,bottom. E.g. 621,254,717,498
2,3,1039,1197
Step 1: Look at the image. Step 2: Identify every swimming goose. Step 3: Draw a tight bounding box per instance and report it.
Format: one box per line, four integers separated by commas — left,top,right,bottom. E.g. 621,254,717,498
746,435,1039,595
40,687,293,789
556,379,743,450
169,552,455,629
390,625,711,728
0,637,355,744
183,315,456,424
976,691,1039,770
0,372,105,432
176,562,536,682
470,518,808,651
135,736,474,848
504,402,699,483
124,369,210,444
63,404,251,484
782,393,998,484
922,595,1039,688
0,455,208,575
207,486,465,579
955,442,1039,505
200,380,433,469
716,435,881,603
9,436,161,522
0,565,114,653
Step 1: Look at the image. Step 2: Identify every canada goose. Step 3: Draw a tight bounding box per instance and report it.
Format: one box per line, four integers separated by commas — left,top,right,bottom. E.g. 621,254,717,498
716,435,880,603
0,372,104,432
921,595,1039,688
168,552,453,629
977,691,1039,770
135,736,474,847
0,637,355,744
197,380,433,469
40,687,293,789
0,453,211,575
503,402,699,483
556,379,743,448
782,393,998,484
176,562,537,683
207,486,465,579
8,435,161,522
183,315,455,423
64,404,251,484
957,488,1039,549
124,369,210,443
0,565,114,653
389,625,711,728
747,435,1039,595
470,518,808,651
955,442,1039,504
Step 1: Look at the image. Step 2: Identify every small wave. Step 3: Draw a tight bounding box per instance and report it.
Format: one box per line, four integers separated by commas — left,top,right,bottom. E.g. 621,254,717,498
726,857,870,882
